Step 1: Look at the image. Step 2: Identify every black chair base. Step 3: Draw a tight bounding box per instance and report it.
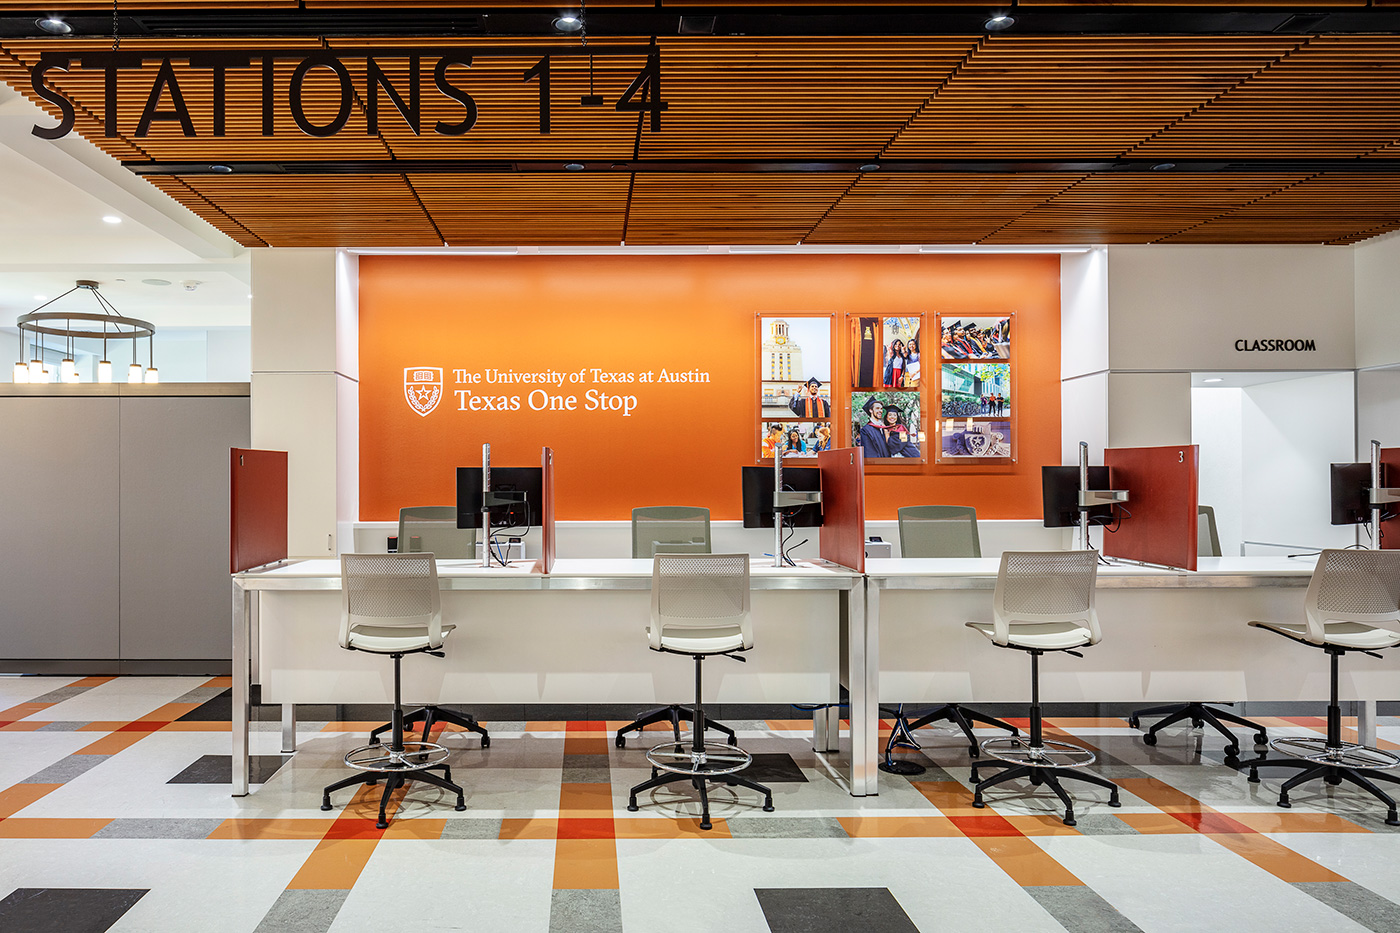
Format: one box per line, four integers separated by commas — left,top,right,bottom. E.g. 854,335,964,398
321,763,467,829
371,706,490,748
1240,756,1400,826
970,759,1122,826
627,766,774,831
879,702,1020,773
615,704,736,748
1129,701,1268,760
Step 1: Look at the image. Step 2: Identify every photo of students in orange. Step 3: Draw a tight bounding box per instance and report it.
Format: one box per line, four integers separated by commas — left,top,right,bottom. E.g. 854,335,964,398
358,253,1059,521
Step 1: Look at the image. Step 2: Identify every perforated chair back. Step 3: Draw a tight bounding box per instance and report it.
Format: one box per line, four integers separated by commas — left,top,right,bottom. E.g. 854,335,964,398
632,506,712,558
398,506,475,559
898,505,981,558
339,553,443,651
1303,549,1400,643
991,550,1101,647
1198,505,1222,558
648,553,752,652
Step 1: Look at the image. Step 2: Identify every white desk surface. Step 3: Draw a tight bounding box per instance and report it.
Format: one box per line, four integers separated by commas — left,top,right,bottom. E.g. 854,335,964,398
866,555,1315,588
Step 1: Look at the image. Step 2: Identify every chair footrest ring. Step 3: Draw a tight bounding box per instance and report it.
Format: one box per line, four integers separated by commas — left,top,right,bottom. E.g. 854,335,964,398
344,741,451,773
645,741,753,776
979,736,1096,769
1268,736,1400,770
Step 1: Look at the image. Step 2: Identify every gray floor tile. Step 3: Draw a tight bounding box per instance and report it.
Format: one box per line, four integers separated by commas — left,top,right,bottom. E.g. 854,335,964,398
1067,814,1142,836
755,887,919,933
30,683,104,704
563,766,613,783
37,720,91,731
0,888,146,933
549,888,622,933
92,818,227,839
167,754,291,784
22,754,109,783
565,754,611,769
1295,881,1400,932
727,816,850,838
252,890,349,933
440,817,504,839
1024,886,1145,933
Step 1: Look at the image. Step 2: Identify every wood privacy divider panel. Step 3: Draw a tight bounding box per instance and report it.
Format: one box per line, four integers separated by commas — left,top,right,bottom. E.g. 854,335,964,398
230,448,288,573
818,446,865,573
1103,445,1198,572
1381,447,1400,551
540,446,556,573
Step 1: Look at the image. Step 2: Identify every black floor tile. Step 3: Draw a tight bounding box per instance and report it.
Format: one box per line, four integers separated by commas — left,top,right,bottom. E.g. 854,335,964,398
743,753,809,784
167,754,291,785
755,888,918,933
0,888,147,933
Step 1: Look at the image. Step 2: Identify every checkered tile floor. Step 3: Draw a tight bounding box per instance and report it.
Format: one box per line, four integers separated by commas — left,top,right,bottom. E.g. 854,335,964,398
4,675,1400,932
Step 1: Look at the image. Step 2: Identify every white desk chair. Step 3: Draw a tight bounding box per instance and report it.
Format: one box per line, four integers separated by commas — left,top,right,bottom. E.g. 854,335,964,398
623,553,775,830
320,554,468,828
1238,549,1400,825
967,550,1122,826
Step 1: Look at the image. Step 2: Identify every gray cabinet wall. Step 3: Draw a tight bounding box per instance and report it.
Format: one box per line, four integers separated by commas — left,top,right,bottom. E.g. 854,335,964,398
0,387,249,673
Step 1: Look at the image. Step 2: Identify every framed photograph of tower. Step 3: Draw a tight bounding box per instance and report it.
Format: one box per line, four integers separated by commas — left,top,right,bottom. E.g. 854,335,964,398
934,314,1016,463
755,313,836,460
846,313,928,465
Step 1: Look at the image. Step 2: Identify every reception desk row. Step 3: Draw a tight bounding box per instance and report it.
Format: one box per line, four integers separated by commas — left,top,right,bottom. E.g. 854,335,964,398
231,554,1400,798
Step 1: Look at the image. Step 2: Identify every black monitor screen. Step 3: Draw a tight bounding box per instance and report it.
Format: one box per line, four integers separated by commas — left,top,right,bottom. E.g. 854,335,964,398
1330,462,1372,526
1042,465,1113,529
742,465,823,529
456,466,544,530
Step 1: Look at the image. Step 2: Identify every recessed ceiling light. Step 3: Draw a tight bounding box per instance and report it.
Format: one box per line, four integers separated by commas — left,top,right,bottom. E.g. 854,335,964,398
36,16,71,35
247,293,254,299
553,14,582,33
209,164,233,174
563,162,585,171
102,215,121,224
984,14,1015,30
141,278,172,286
33,294,46,301
1203,377,1223,383
859,163,880,172
1152,162,1177,172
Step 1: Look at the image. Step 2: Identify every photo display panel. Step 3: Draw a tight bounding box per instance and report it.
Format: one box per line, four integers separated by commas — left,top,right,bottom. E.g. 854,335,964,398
756,313,836,460
935,314,1015,464
847,314,928,465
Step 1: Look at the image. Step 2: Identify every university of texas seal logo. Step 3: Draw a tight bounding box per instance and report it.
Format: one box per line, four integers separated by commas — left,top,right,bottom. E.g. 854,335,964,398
404,367,443,417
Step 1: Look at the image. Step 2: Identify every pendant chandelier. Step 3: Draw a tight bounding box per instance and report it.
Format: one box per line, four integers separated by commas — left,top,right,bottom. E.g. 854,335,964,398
13,280,157,384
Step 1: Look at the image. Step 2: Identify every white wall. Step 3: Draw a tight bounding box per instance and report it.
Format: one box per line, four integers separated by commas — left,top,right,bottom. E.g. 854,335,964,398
1354,233,1400,370
1192,386,1244,556
1240,372,1356,552
1107,371,1192,447
207,327,251,382
1061,248,1108,379
0,328,16,381
1357,366,1400,456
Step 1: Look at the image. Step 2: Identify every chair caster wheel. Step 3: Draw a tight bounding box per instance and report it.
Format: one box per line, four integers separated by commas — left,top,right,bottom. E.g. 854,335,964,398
1278,795,1292,809
1224,755,1240,768
320,800,332,811
627,799,639,812
763,802,775,812
1248,768,1260,784
366,778,378,786
1128,715,1140,729
1254,733,1269,745
615,735,626,748
1063,814,1077,827
700,820,712,831
1109,793,1122,808
1224,745,1240,758
1191,719,1204,729
481,736,490,749
1142,733,1158,746
455,801,467,811
970,770,980,783
1030,773,1043,786
1388,811,1400,827
971,795,985,809
728,736,738,747
967,746,980,757
376,819,389,829
1326,774,1343,786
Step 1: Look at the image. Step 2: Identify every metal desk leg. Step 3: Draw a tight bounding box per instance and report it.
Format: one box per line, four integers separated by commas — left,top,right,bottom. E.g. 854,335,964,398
1359,699,1378,748
813,703,841,753
849,579,877,796
281,704,298,754
232,580,251,797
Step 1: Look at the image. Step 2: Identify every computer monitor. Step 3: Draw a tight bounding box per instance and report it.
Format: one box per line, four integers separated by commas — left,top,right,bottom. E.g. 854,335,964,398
455,466,544,530
741,465,823,528
1041,465,1114,528
1331,462,1377,526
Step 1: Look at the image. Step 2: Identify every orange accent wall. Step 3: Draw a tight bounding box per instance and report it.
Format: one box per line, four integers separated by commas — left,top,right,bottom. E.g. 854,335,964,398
359,253,1060,521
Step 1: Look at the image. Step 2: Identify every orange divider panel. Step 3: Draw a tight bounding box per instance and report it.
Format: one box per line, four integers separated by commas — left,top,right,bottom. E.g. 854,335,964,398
1103,445,1199,571
230,448,288,573
818,446,866,573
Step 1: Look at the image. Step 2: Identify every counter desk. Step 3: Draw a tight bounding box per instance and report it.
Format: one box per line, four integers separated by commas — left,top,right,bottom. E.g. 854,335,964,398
231,558,863,796
861,555,1400,793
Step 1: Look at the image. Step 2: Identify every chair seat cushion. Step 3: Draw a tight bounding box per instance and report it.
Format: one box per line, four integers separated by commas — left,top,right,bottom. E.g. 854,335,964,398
348,622,454,653
652,625,746,654
966,620,1093,650
1251,620,1400,650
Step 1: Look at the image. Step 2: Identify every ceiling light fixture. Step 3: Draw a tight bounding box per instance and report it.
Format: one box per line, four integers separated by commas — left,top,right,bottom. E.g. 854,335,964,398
1152,162,1177,172
984,13,1015,30
102,215,122,224
563,162,585,171
1203,377,1223,383
553,14,582,33
35,16,71,35
13,280,156,385
859,163,881,172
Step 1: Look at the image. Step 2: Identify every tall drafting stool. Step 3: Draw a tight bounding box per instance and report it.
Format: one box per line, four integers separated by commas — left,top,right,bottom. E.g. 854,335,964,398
369,507,490,749
321,554,468,829
1128,505,1268,761
967,550,1122,826
616,507,735,748
879,506,1019,773
625,553,774,830
1236,549,1400,825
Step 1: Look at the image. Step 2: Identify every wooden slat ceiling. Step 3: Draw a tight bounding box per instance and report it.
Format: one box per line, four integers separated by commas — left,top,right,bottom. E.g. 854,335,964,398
5,25,1400,247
